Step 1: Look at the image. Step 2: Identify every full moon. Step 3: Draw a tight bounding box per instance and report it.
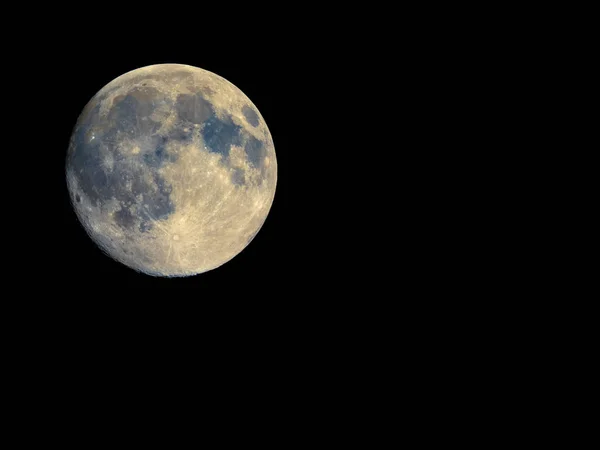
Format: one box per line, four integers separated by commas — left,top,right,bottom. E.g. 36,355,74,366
66,64,277,276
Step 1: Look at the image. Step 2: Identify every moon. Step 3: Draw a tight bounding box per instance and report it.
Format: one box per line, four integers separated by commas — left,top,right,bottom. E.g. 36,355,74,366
65,64,277,277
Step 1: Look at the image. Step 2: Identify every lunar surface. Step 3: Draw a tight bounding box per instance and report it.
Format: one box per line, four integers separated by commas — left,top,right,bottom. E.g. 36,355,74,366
66,64,277,276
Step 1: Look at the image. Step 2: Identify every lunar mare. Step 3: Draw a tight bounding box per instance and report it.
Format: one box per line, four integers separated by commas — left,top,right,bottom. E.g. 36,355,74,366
66,64,277,276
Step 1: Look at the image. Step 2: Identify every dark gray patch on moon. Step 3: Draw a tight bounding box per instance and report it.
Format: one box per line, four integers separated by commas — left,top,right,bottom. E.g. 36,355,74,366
114,207,136,229
245,135,265,168
131,174,174,223
231,168,245,185
168,127,194,142
139,221,153,233
108,94,164,135
242,105,259,127
143,137,178,168
143,175,174,220
91,169,109,192
177,93,213,124
202,114,243,158
67,95,176,222
108,95,139,132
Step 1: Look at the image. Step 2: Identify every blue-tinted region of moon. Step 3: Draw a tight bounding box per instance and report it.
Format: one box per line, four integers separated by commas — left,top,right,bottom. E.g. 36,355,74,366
66,64,277,276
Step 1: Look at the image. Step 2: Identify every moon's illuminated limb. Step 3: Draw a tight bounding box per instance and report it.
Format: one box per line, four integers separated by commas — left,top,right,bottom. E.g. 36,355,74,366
66,64,277,276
